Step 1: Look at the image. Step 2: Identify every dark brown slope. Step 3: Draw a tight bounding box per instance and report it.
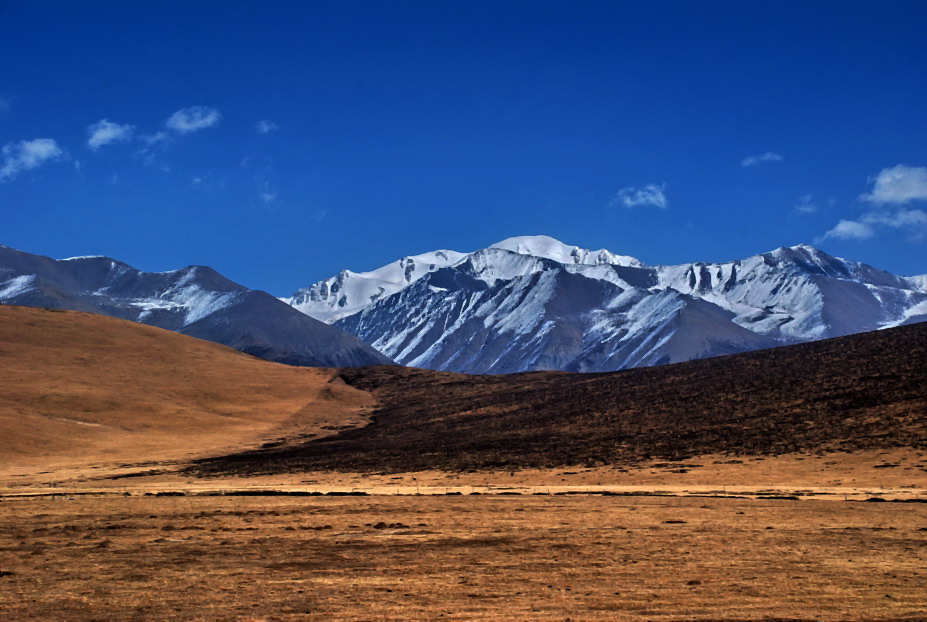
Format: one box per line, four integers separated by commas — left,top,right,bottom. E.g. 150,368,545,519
194,322,927,475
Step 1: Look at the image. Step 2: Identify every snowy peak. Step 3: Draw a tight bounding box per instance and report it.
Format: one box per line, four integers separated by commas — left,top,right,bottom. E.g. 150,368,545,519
286,248,467,322
0,245,390,368
763,244,863,278
286,235,645,323
490,235,643,268
291,236,925,375
460,248,557,285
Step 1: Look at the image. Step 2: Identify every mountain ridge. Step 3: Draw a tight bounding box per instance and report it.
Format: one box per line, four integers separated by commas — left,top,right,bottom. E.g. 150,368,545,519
0,244,391,368
285,235,927,374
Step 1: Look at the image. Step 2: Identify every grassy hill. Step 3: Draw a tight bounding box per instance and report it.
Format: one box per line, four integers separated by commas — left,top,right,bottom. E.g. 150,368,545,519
0,305,372,470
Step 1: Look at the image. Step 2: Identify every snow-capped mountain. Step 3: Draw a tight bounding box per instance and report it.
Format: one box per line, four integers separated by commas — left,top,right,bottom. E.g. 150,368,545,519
286,235,927,374
0,245,391,368
288,249,467,323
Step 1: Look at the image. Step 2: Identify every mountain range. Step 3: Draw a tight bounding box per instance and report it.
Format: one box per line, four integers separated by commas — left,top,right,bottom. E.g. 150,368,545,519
284,235,927,374
0,245,390,368
3,236,924,374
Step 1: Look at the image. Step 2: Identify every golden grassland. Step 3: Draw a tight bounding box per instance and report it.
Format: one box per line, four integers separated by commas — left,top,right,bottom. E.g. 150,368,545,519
2,306,925,620
0,305,373,472
1,493,925,621
2,451,925,621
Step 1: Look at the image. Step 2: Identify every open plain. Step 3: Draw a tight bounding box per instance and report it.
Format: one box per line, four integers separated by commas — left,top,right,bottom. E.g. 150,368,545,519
2,493,926,621
1,306,925,620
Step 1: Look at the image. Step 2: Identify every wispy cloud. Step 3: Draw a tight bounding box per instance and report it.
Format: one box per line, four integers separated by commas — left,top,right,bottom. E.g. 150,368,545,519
191,172,225,192
859,164,927,204
0,95,11,113
865,208,927,231
140,131,170,147
255,119,279,134
0,138,66,182
165,106,222,135
741,152,783,167
135,131,172,164
818,210,927,242
794,194,818,214
818,219,875,241
86,119,135,151
257,179,278,204
610,183,667,209
818,165,927,243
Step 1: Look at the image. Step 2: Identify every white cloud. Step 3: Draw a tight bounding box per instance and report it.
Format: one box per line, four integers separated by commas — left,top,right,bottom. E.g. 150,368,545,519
818,165,927,243
866,208,927,230
859,164,927,205
86,119,135,151
741,152,783,167
255,119,279,134
611,183,667,209
0,138,66,182
165,106,222,134
818,219,875,241
0,96,10,113
795,194,818,214
818,208,927,243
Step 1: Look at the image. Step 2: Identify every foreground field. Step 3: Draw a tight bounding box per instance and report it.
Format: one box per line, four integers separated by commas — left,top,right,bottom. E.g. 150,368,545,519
2,306,925,620
1,494,924,621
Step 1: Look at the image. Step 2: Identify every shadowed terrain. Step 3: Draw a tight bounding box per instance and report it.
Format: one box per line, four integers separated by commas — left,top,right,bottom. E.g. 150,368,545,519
195,322,927,475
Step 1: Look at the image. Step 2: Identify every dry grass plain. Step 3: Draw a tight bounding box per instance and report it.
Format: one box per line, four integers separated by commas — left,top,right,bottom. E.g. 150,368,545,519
2,306,926,620
2,494,926,621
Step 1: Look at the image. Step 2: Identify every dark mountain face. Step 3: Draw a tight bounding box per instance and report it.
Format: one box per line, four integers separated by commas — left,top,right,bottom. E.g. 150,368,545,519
0,245,391,368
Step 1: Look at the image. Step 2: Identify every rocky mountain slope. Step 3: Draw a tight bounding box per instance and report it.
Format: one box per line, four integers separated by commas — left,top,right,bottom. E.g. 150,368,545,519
285,235,927,373
0,245,391,368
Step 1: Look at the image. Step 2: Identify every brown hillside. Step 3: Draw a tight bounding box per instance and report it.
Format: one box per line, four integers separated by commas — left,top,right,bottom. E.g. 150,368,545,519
0,305,372,470
196,322,927,475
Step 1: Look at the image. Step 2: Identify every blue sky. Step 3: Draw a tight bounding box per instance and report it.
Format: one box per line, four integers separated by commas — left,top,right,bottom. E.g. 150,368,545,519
1,1,925,295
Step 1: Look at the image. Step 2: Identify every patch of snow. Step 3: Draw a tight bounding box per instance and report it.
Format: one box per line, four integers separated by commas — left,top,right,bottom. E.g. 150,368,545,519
0,274,36,299
490,235,643,268
286,249,466,322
